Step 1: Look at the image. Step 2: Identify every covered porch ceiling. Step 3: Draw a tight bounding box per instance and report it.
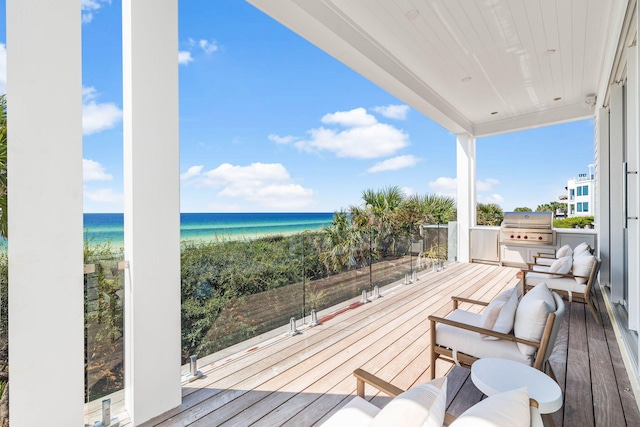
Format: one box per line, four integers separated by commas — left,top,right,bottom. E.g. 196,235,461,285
249,0,628,137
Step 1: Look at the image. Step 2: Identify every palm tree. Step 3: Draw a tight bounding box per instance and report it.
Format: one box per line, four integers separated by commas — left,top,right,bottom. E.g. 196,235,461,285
477,203,504,226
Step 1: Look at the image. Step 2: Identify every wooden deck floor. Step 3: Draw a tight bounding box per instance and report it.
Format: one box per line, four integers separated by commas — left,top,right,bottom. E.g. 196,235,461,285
104,262,640,426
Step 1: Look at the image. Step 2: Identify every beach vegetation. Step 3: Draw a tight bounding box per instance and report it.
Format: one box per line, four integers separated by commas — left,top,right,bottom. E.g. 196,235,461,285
553,216,594,228
476,203,504,226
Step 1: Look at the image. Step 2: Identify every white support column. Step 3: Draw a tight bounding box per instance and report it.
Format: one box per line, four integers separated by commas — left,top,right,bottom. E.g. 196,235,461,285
456,133,476,263
595,107,611,288
7,1,84,425
122,0,181,424
610,83,625,304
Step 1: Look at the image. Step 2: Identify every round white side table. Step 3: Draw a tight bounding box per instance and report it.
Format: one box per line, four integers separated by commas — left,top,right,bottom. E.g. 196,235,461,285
471,358,562,425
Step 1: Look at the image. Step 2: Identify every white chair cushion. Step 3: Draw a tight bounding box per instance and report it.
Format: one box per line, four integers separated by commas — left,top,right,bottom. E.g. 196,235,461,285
532,264,551,272
556,244,572,258
449,387,531,427
372,376,447,427
572,254,595,285
549,256,572,275
481,287,519,340
573,242,591,257
540,277,586,294
514,283,556,357
524,271,555,286
436,310,531,364
320,395,379,427
535,257,554,267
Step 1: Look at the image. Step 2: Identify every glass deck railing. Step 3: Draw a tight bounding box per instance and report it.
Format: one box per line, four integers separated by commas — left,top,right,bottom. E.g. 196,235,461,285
80,222,456,403
84,249,125,403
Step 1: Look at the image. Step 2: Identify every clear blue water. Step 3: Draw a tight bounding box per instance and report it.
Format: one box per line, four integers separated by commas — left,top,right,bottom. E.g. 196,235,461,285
84,212,335,247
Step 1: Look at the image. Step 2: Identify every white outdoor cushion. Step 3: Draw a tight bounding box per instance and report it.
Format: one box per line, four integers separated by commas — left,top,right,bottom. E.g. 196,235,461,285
572,254,595,285
556,244,572,258
535,277,586,294
449,387,531,427
372,376,447,427
481,287,519,340
320,395,379,427
436,310,531,364
535,257,554,267
514,283,556,357
532,264,551,272
524,271,556,286
549,256,572,275
573,242,591,257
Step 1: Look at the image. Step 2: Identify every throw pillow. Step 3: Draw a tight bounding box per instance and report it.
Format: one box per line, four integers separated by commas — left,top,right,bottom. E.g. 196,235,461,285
548,255,572,275
449,387,531,427
372,376,447,427
573,242,591,257
572,254,596,285
556,244,572,258
481,287,519,340
513,283,556,357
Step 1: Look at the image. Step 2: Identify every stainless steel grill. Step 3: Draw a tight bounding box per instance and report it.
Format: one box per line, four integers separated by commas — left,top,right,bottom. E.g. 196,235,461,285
499,212,555,245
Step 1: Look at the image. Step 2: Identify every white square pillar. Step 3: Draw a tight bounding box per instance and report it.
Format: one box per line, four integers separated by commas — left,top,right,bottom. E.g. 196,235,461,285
122,0,181,424
456,133,476,263
7,0,84,425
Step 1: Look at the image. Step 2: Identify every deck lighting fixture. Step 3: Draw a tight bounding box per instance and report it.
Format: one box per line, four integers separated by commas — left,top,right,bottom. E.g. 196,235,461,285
406,10,419,20
490,111,498,115
461,76,472,83
544,49,557,55
554,97,562,101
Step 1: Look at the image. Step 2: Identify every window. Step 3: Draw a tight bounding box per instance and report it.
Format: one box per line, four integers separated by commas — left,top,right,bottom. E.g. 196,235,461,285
583,202,589,212
570,204,575,214
570,189,575,200
583,185,589,196
577,186,582,196
577,202,583,212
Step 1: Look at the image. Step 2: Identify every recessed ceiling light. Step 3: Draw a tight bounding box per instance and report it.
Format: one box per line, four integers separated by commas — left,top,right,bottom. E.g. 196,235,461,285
406,10,420,20
461,76,472,83
545,49,557,55
490,111,498,115
553,97,562,101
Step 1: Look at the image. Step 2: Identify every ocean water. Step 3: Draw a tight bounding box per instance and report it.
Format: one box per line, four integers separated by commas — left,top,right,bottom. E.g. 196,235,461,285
84,212,335,247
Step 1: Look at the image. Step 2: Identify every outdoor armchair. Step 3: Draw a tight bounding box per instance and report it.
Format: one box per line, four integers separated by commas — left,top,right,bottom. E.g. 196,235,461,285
429,284,565,382
320,369,544,427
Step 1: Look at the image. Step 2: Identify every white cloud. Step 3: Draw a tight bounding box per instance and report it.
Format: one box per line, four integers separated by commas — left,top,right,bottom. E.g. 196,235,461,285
321,108,377,127
81,0,111,24
178,51,194,65
83,159,113,181
429,177,457,197
180,165,203,180
478,194,505,204
199,39,219,54
85,188,123,204
367,155,419,173
82,86,123,135
0,44,6,94
185,162,315,210
372,104,410,120
268,134,297,145
476,178,499,191
293,108,409,159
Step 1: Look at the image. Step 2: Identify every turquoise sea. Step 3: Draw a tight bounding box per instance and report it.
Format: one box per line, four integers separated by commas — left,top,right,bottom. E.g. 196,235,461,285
84,212,335,247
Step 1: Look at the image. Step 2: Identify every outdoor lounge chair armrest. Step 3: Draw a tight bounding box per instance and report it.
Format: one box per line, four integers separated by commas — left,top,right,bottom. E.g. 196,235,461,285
428,315,541,348
521,269,589,281
451,296,490,309
535,253,556,259
353,368,404,398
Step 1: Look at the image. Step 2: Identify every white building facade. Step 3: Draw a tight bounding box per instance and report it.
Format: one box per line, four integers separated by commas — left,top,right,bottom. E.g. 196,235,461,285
567,173,595,217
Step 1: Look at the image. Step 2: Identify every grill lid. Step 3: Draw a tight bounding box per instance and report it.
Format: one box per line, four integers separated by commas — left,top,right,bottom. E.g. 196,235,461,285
501,212,553,229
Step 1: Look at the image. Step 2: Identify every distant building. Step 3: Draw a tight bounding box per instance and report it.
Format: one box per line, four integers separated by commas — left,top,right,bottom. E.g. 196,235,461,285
567,167,595,218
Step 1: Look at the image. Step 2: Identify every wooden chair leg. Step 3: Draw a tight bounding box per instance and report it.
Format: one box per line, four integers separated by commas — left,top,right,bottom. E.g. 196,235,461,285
430,319,437,380
586,295,601,325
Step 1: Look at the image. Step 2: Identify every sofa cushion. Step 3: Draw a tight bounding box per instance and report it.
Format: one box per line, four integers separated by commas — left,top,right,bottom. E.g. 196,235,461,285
436,310,531,364
372,376,447,427
480,287,519,340
514,283,556,357
572,254,595,285
449,387,531,427
549,256,572,275
320,395,379,427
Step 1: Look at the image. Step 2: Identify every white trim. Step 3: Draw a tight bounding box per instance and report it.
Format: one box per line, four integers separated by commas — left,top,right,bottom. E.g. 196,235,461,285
456,133,476,263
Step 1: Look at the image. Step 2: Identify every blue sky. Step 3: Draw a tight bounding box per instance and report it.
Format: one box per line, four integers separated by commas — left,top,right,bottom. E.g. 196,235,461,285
0,0,594,213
